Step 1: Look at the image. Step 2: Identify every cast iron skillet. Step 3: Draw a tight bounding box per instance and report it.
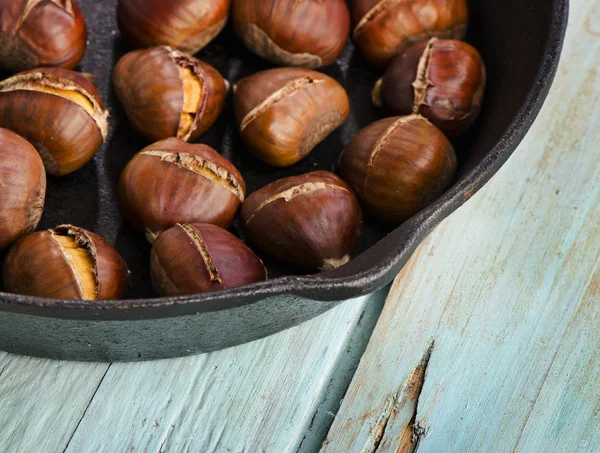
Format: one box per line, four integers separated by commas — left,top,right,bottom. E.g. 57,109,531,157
0,0,568,361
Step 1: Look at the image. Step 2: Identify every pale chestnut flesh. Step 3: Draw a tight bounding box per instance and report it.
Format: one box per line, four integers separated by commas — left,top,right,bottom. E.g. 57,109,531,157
3,225,129,300
119,138,246,242
241,171,363,271
0,67,108,176
151,223,267,296
112,46,227,142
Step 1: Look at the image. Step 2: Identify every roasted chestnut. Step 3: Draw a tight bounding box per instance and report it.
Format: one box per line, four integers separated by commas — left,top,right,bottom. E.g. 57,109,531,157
113,46,228,142
119,138,245,242
338,115,456,224
151,223,267,296
233,67,349,167
117,0,229,53
240,171,363,271
0,67,108,176
3,225,129,300
372,38,486,136
351,0,469,67
232,0,350,68
0,128,45,250
0,0,87,71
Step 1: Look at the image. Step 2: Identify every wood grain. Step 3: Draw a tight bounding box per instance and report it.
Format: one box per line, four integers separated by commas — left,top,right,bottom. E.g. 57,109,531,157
0,289,385,452
321,2,600,452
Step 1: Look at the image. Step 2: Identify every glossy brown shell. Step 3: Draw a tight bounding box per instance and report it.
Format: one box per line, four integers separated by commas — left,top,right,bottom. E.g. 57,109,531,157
240,171,363,271
117,0,229,53
351,0,468,67
0,0,87,71
3,225,129,300
338,115,457,224
0,128,46,250
0,67,107,176
376,39,486,135
232,0,350,68
112,46,228,142
233,67,350,167
151,223,267,296
119,138,246,241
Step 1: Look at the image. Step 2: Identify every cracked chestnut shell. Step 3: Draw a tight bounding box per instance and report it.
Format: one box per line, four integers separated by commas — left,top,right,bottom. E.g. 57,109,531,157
240,171,363,271
113,46,228,142
0,67,109,176
351,0,468,67
232,0,350,68
338,115,456,224
0,0,87,71
119,138,246,243
117,0,229,53
151,223,267,296
372,38,486,136
3,224,129,300
233,67,350,167
0,128,46,250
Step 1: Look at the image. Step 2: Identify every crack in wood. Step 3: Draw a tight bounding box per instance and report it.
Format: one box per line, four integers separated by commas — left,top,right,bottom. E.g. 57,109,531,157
360,341,434,453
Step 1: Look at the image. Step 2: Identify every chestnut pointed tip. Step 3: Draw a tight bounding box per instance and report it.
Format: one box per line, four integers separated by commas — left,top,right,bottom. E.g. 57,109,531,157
372,78,383,108
321,255,351,271
145,228,160,244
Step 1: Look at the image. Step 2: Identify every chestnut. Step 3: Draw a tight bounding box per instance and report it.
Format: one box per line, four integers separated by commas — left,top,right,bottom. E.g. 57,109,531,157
232,0,350,68
233,67,349,167
351,0,469,67
0,67,108,176
338,115,456,224
3,225,129,300
0,0,87,72
151,223,267,296
117,0,229,54
119,138,245,243
240,171,363,271
372,39,486,136
113,46,227,142
0,128,46,250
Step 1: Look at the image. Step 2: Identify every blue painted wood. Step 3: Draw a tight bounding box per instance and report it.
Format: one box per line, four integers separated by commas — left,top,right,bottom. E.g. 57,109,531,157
321,4,600,451
0,289,386,452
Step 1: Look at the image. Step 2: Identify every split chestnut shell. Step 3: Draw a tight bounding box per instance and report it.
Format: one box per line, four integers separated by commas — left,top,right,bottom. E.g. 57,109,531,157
372,38,486,136
0,0,87,71
0,67,109,176
351,0,469,67
240,171,363,271
151,223,267,296
0,128,46,250
338,115,457,224
233,67,350,167
117,0,230,54
113,46,228,142
3,224,129,300
119,138,246,242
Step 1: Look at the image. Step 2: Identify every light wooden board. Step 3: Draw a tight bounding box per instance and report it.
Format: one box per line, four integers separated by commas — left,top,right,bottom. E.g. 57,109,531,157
321,2,600,452
0,289,386,453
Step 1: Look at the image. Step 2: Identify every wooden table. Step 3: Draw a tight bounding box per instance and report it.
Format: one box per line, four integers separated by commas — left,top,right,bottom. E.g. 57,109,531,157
1,2,598,452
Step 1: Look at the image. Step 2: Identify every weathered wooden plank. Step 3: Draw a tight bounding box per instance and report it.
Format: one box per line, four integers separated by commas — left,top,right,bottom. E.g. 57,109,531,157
59,289,386,453
514,268,600,453
321,3,600,452
0,355,108,452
